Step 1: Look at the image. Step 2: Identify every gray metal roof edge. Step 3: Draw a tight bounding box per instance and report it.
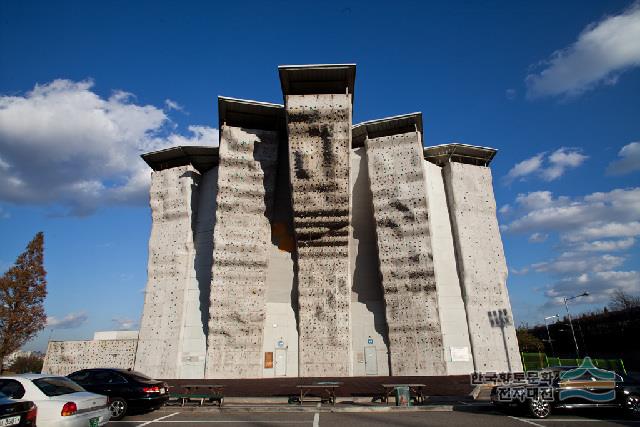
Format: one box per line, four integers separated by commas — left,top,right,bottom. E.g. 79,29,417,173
140,145,220,171
277,63,357,70
218,95,283,109
353,112,423,132
422,143,498,166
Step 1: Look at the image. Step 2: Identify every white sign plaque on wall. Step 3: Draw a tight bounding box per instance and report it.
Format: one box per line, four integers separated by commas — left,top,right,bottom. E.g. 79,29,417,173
450,346,470,362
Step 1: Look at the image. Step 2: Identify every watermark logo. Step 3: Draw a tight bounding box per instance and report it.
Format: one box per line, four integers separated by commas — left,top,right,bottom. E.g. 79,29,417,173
558,357,616,402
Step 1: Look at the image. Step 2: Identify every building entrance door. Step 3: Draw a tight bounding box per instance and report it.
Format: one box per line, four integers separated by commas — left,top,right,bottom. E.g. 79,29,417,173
364,346,378,375
275,349,287,376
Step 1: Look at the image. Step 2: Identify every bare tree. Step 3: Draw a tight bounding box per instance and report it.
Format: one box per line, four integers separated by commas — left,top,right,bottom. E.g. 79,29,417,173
609,289,640,311
0,232,48,373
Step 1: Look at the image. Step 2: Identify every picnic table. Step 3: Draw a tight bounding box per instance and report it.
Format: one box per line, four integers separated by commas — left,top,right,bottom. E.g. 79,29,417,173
380,383,426,405
296,382,343,406
169,384,225,407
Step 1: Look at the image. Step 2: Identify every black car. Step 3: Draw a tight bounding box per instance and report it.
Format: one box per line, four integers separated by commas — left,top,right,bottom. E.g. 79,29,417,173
0,392,37,427
67,368,169,420
491,366,640,419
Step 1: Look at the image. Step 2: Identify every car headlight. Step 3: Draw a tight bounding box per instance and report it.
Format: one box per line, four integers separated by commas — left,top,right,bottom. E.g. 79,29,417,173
623,390,630,395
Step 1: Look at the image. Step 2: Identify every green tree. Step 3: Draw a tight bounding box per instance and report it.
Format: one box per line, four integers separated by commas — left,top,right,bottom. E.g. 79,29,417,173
9,354,44,374
516,327,545,352
0,233,47,373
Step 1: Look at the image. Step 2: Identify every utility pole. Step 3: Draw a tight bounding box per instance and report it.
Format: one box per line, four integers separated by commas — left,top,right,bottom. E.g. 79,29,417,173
563,292,589,359
544,315,559,357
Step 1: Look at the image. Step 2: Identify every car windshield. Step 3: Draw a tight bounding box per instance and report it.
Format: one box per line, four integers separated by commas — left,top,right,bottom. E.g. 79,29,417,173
33,377,85,396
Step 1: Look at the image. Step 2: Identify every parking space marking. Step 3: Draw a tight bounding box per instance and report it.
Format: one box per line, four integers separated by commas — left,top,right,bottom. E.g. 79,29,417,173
508,416,544,427
137,412,180,426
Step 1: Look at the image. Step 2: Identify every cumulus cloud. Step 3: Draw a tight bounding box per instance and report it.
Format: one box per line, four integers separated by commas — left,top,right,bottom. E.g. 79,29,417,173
164,99,184,112
504,148,587,183
46,312,88,329
532,253,625,274
0,79,218,215
502,187,640,240
526,2,640,98
112,317,138,330
607,142,640,175
574,237,636,252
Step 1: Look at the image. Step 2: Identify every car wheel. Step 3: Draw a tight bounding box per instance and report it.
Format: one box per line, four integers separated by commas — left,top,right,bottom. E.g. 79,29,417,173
626,394,640,417
528,397,551,419
109,397,128,421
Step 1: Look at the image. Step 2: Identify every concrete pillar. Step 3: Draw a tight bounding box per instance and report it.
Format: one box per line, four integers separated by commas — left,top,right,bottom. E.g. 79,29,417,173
350,147,390,376
423,161,474,374
285,93,353,376
135,165,200,378
364,127,446,376
205,125,279,379
443,161,523,372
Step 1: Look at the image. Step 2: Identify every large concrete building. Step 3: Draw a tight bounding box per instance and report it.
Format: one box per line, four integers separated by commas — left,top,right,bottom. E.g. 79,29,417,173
43,64,522,379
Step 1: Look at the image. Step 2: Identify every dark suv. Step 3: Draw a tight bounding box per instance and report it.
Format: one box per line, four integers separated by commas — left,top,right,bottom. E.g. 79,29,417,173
67,368,169,420
491,366,640,419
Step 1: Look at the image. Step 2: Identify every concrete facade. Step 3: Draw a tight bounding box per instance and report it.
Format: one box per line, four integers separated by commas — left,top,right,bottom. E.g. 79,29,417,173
364,127,446,376
46,64,522,379
285,93,353,377
42,337,138,376
443,161,523,372
205,124,280,378
135,165,201,379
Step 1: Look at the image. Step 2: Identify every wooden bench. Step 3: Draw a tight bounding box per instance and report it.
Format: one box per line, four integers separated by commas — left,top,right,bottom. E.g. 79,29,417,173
169,384,225,407
296,382,342,406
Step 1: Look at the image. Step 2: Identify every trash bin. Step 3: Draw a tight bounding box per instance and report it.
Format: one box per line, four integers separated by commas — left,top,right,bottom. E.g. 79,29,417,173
395,386,411,406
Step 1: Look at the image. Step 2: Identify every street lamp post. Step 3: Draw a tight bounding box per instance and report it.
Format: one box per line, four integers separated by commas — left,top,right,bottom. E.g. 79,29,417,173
563,292,589,358
544,315,559,357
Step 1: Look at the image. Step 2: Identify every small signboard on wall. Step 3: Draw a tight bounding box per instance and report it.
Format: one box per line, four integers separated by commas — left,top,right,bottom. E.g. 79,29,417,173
450,346,470,362
367,338,374,345
264,352,274,368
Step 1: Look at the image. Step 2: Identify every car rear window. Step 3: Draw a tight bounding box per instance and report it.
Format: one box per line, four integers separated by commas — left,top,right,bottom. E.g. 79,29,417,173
33,377,85,396
127,371,154,382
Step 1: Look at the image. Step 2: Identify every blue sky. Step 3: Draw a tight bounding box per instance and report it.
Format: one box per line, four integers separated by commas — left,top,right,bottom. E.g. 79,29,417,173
0,0,638,351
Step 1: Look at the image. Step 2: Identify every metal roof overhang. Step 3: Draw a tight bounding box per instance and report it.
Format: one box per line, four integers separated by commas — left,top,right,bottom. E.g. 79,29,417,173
352,113,423,148
141,146,219,172
423,143,497,166
278,64,356,102
218,96,284,132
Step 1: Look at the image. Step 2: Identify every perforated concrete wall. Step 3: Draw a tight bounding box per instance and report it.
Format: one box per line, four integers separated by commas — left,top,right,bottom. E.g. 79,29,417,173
423,161,474,375
135,165,200,378
350,147,390,376
205,125,279,379
286,94,352,376
443,161,522,372
180,167,218,378
365,131,446,376
42,339,137,376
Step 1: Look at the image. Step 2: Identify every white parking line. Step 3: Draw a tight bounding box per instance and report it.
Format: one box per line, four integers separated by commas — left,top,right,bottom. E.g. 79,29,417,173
508,416,544,427
313,402,320,427
535,420,640,423
137,412,180,426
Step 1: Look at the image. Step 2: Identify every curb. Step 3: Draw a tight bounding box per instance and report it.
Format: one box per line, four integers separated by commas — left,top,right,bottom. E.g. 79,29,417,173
156,404,457,413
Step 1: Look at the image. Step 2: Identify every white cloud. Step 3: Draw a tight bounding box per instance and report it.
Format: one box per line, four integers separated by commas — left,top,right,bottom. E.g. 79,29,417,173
46,312,88,329
0,79,218,215
544,270,640,305
505,152,545,183
526,2,640,98
529,232,548,243
532,253,625,274
574,237,636,252
607,142,640,175
503,187,640,240
112,317,138,330
504,148,587,183
164,99,184,112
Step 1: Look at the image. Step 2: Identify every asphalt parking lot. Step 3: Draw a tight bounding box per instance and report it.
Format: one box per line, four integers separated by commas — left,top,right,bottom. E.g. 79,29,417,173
108,404,640,427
